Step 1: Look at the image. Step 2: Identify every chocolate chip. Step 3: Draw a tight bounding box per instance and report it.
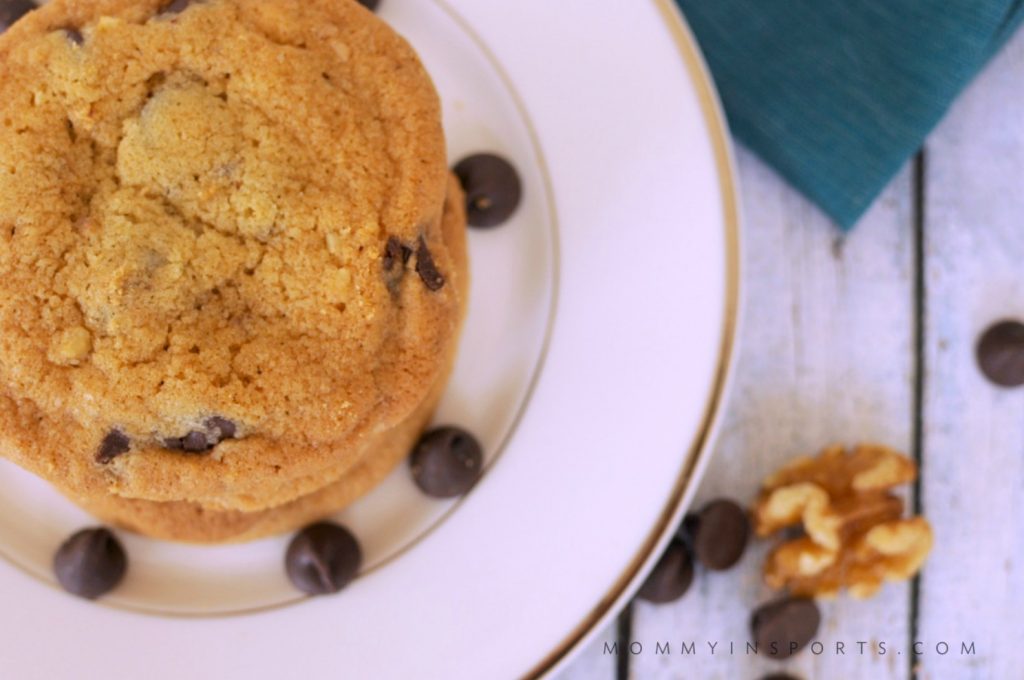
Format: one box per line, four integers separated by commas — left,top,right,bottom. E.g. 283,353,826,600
409,426,483,497
415,237,445,291
676,512,700,546
383,247,397,270
0,0,35,32
164,417,236,451
164,432,208,451
760,675,803,680
96,430,130,463
692,498,749,570
205,416,236,441
977,320,1024,387
453,153,522,228
383,236,413,293
159,0,195,15
356,0,381,10
751,597,821,659
162,431,207,451
53,528,127,599
62,27,84,45
383,237,411,272
285,522,362,596
181,430,209,452
636,540,694,604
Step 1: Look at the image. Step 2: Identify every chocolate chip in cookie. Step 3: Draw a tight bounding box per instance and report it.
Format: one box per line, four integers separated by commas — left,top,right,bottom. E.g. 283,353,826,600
356,0,381,11
383,236,412,292
415,237,445,291
159,0,197,16
62,27,84,46
383,237,411,272
182,430,210,452
96,430,130,464
163,431,209,452
205,416,236,441
163,416,238,452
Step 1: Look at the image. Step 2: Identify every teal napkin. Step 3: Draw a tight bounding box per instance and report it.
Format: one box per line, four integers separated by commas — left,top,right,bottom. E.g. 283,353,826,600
677,0,1024,229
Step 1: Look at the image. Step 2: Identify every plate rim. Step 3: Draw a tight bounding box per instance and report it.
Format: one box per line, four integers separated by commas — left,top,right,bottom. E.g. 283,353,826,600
0,0,563,620
530,2,743,677
0,2,741,675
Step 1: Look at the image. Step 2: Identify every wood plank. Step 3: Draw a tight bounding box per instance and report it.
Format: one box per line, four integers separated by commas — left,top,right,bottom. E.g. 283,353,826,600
916,29,1024,680
627,147,917,679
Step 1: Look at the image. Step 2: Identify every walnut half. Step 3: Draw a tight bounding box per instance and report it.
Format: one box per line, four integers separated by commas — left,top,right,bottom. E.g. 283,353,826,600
753,444,932,599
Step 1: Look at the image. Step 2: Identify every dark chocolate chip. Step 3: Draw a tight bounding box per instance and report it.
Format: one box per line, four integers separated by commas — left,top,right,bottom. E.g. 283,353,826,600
693,498,749,570
383,237,411,271
676,512,700,547
96,430,130,464
159,0,195,15
181,430,210,452
383,243,397,272
976,320,1024,387
205,416,236,441
453,153,522,228
636,540,694,604
383,237,412,293
409,426,483,497
63,27,84,45
356,0,381,10
164,417,236,451
285,522,362,596
53,528,127,599
760,675,803,680
415,237,445,291
750,597,821,660
0,0,35,32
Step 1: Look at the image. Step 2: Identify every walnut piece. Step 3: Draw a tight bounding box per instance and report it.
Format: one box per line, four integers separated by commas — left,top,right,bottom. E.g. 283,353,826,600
754,444,932,599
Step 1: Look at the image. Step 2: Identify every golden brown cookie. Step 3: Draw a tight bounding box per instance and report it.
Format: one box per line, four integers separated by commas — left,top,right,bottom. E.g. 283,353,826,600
0,0,467,522
64,176,469,543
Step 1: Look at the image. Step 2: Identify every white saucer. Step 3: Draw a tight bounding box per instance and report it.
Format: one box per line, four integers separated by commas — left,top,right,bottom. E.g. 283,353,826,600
0,1,739,677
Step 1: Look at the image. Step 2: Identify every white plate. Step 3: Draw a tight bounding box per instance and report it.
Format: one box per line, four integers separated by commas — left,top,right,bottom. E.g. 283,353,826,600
0,0,739,677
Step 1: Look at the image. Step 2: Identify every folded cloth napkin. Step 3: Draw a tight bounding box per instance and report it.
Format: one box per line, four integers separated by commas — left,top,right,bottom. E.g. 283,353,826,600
677,0,1024,228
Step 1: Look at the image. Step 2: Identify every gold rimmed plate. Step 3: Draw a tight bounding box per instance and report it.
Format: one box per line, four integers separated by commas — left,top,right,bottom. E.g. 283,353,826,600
0,1,739,677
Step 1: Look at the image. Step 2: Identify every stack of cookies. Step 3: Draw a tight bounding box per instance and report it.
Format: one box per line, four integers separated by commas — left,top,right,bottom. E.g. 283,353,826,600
0,0,468,542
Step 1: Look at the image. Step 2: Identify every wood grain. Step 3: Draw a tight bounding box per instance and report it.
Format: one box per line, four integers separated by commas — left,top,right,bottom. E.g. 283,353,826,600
559,147,917,679
560,27,1024,680
914,28,1024,680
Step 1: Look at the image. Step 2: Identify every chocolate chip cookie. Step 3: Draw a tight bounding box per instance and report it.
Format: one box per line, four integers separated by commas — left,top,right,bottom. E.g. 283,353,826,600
62,178,468,542
0,0,467,536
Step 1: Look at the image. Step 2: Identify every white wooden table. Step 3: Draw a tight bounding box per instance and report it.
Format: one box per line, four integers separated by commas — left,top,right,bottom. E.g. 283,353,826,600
557,22,1024,680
